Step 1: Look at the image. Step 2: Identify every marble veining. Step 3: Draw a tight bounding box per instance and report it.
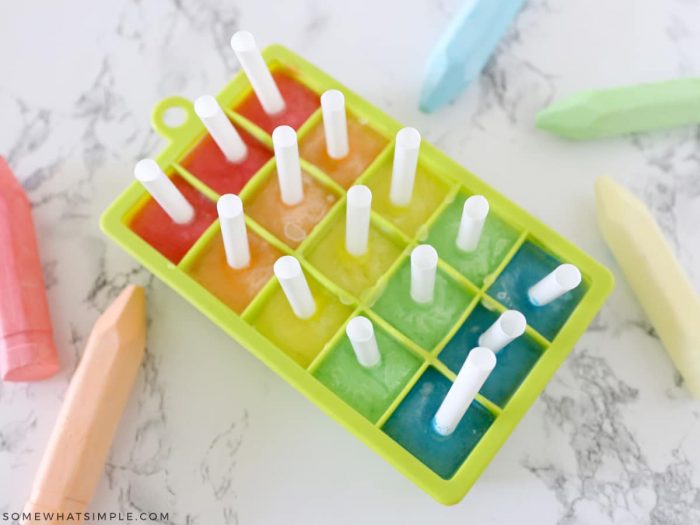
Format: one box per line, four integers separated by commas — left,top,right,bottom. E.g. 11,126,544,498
1,0,699,523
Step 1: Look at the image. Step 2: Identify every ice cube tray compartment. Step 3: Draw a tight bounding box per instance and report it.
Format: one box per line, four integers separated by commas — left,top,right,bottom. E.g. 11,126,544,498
101,44,614,505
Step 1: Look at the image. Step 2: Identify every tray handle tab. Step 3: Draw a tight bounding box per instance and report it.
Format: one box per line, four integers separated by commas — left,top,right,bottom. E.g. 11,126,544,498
151,96,200,146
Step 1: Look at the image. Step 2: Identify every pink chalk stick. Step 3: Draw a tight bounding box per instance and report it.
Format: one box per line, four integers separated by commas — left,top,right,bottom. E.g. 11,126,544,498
0,157,59,381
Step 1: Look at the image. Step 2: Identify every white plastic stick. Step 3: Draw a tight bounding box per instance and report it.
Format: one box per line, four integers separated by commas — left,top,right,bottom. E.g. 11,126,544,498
134,159,194,224
274,256,316,319
390,127,421,206
346,185,372,256
433,347,496,436
217,194,250,269
230,31,285,115
411,245,438,304
528,264,582,306
321,90,349,159
478,310,526,352
457,195,489,252
346,316,381,368
272,126,304,206
194,95,248,163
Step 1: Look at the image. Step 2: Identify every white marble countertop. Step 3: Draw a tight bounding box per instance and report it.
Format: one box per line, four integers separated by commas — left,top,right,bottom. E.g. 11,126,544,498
2,0,700,523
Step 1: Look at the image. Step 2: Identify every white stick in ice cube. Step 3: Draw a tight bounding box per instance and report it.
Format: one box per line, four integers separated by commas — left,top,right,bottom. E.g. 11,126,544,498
134,159,194,224
528,264,582,306
390,127,421,206
433,346,496,436
457,195,489,252
321,90,349,159
478,310,526,352
217,194,250,269
346,185,372,257
272,126,304,206
194,95,248,163
230,31,285,115
411,245,438,304
346,316,381,368
274,256,316,319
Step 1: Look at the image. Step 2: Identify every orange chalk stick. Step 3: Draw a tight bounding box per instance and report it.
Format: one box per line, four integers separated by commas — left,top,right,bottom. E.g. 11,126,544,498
24,285,146,523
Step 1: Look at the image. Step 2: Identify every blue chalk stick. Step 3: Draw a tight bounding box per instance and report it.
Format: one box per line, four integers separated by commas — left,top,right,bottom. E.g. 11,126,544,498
420,0,527,113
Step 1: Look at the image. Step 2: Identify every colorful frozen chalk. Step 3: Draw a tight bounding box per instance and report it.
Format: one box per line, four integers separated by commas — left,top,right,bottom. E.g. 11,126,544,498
300,107,387,189
427,194,519,286
305,205,402,299
0,157,60,381
488,241,587,339
383,367,495,479
366,154,450,236
438,303,544,407
314,320,420,422
131,163,216,263
101,40,614,505
245,168,337,248
180,124,271,196
253,271,351,367
187,229,281,314
246,125,337,248
373,254,474,350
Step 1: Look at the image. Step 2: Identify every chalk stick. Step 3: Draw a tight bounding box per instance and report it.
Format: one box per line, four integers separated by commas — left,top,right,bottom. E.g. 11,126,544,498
596,177,700,397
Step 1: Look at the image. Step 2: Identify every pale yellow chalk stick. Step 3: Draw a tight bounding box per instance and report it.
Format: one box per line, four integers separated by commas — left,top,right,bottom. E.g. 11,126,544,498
596,177,700,397
24,285,146,523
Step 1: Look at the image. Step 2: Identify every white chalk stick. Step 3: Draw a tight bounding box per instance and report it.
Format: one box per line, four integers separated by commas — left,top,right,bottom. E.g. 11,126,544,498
217,194,250,269
390,128,421,206
346,316,381,368
411,245,438,304
457,195,489,252
321,90,349,159
134,159,194,224
478,310,526,352
272,126,304,206
528,264,582,306
433,347,496,436
346,185,372,256
230,31,285,115
274,256,316,319
194,95,248,163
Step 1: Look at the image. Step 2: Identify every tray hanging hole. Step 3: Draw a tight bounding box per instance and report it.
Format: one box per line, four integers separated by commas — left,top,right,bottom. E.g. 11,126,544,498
163,106,188,128
151,96,197,143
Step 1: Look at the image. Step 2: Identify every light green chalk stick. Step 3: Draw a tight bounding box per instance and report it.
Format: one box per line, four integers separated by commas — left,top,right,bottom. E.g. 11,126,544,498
537,77,700,140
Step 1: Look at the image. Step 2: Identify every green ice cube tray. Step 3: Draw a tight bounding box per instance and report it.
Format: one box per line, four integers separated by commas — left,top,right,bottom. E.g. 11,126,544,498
101,45,614,505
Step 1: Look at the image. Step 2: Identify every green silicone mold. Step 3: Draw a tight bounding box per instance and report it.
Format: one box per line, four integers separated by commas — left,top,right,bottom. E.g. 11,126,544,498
100,45,614,505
